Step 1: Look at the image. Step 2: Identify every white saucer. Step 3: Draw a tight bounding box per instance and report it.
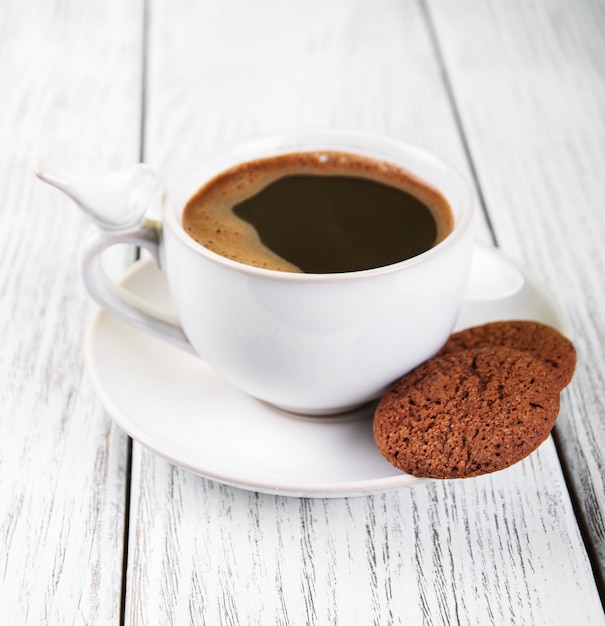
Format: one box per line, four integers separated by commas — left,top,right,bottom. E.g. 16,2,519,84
84,245,570,498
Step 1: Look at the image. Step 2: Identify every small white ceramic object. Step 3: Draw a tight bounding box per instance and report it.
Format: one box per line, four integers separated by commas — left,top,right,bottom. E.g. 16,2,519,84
84,244,570,498
34,160,159,231
37,130,475,414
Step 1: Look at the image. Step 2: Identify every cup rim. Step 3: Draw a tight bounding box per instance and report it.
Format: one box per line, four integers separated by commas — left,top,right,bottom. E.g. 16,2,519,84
162,128,475,282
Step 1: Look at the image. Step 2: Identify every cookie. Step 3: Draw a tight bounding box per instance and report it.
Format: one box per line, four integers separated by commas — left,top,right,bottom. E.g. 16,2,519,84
438,320,576,391
373,347,560,479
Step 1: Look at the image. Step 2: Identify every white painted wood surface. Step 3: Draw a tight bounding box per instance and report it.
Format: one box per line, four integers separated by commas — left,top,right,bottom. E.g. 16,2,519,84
0,0,141,623
1,0,604,624
429,0,605,589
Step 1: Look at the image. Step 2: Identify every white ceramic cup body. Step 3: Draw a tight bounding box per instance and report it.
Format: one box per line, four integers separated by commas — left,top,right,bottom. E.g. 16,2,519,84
156,130,474,414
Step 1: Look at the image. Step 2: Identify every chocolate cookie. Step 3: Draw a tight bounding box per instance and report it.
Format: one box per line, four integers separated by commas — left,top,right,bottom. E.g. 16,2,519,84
373,347,560,479
438,320,576,391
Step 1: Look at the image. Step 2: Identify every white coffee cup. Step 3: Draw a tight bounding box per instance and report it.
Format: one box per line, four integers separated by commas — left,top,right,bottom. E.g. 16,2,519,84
37,130,474,415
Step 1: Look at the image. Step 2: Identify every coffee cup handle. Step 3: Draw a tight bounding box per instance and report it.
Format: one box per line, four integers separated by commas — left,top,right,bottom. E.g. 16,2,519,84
33,160,194,353
78,221,195,353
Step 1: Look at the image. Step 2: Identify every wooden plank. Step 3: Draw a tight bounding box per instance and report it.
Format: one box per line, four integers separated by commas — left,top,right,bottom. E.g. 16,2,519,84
0,0,143,622
428,0,605,591
125,0,604,623
143,0,476,183
127,447,603,625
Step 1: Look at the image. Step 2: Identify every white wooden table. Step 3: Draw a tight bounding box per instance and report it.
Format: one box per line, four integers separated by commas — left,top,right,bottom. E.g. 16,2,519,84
2,0,605,623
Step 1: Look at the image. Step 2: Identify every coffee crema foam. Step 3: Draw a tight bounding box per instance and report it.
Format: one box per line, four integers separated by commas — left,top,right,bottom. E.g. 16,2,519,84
181,151,454,273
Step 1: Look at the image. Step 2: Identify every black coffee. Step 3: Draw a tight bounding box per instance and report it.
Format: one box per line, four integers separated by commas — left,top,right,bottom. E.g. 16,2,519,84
182,151,454,273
